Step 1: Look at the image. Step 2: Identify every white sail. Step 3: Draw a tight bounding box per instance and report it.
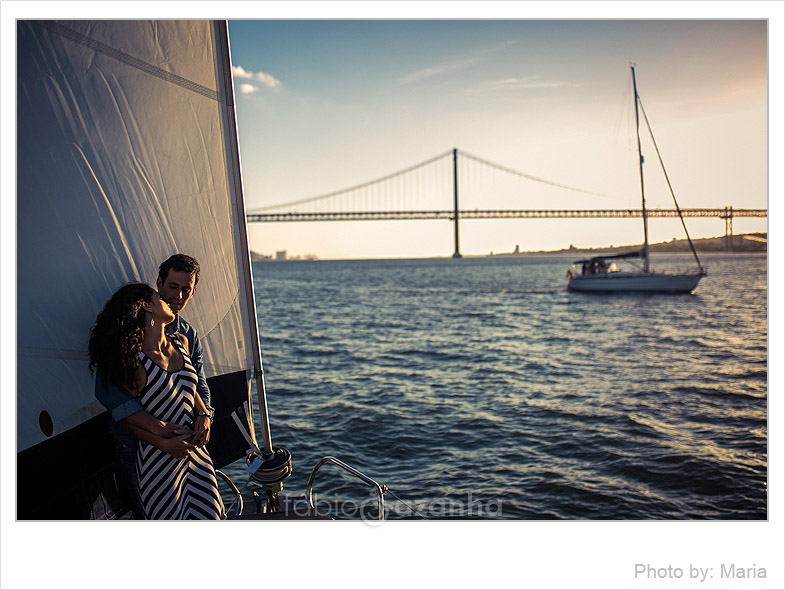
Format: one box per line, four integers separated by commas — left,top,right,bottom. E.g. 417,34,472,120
17,21,257,457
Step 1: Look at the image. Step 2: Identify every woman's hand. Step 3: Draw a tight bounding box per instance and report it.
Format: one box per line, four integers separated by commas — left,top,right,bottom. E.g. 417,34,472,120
157,421,191,438
160,434,196,459
192,415,211,447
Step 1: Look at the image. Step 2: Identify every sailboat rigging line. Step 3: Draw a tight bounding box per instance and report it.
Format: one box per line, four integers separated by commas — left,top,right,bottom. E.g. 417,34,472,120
231,411,260,454
637,97,706,274
458,150,606,197
223,472,255,517
249,150,455,212
384,488,429,520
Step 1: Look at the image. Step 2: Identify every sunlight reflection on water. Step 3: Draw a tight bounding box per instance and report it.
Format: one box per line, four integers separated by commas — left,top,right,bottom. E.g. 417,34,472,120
220,252,767,519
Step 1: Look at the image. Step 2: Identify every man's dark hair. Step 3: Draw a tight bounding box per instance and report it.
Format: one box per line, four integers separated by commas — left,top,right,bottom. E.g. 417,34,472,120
158,253,200,286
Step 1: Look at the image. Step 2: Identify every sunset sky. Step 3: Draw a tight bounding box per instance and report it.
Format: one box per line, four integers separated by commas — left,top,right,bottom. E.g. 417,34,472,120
227,16,770,259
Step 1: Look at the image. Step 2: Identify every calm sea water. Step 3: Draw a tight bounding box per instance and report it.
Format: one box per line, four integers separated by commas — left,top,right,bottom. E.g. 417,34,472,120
221,253,767,520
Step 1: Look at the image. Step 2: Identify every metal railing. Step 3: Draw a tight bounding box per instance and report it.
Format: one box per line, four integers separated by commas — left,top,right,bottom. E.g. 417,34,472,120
305,456,387,520
215,469,244,517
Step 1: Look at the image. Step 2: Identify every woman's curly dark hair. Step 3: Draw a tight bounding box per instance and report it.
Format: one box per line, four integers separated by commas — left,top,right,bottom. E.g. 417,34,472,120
89,282,156,391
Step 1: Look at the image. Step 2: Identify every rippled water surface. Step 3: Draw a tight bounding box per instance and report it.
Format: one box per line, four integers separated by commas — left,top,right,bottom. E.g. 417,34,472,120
222,253,767,519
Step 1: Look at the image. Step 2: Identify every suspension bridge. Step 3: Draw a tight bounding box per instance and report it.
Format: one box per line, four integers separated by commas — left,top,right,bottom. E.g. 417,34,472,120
246,149,767,258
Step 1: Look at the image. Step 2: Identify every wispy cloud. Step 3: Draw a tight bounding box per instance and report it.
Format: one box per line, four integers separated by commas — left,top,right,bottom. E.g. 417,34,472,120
478,76,573,91
232,65,282,93
395,56,481,87
391,39,519,89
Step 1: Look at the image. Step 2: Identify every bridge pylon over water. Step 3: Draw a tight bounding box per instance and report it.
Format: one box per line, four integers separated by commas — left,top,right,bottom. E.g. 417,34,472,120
246,149,767,257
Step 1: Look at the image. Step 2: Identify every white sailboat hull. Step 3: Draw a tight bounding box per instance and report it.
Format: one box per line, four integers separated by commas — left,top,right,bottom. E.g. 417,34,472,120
567,271,704,293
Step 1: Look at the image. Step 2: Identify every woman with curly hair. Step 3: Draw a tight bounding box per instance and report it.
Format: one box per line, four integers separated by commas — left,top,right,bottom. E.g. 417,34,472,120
89,282,223,519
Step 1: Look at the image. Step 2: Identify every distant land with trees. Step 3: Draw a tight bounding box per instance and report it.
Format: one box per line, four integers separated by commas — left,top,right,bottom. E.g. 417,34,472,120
488,233,767,258
250,232,766,261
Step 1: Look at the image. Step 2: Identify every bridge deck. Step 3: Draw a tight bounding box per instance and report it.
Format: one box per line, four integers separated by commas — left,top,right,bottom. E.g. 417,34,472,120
247,208,767,223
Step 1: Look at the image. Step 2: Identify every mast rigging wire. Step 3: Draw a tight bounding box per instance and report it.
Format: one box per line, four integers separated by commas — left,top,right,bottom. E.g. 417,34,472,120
637,97,705,273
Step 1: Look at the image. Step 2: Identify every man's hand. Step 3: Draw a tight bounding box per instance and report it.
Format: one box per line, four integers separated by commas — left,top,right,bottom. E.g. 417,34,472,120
192,416,211,447
157,421,191,439
160,434,196,459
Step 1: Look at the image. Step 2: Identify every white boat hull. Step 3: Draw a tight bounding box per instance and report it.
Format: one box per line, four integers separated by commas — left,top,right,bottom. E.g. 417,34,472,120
567,271,704,293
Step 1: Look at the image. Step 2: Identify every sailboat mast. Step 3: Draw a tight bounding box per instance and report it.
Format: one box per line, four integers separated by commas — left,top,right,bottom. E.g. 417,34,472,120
214,21,275,458
631,65,650,272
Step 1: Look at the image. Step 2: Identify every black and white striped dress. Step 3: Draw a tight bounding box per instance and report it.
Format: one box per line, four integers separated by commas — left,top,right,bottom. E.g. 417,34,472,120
135,337,223,520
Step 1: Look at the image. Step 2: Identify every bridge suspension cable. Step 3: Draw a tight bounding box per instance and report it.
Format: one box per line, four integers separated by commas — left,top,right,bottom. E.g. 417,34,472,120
248,150,453,212
459,150,606,197
248,148,606,213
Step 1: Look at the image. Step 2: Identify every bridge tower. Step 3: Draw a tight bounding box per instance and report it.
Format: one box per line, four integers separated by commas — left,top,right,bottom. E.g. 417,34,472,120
721,206,734,250
451,147,462,258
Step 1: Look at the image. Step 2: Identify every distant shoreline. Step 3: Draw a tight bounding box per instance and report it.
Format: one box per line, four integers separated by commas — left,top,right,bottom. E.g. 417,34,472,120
486,232,767,258
250,232,766,262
